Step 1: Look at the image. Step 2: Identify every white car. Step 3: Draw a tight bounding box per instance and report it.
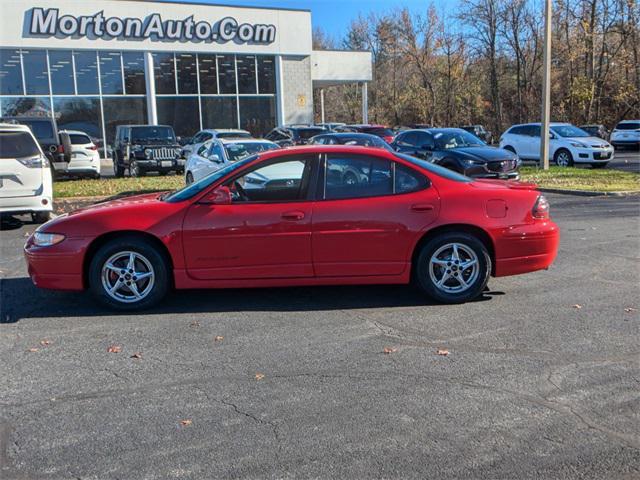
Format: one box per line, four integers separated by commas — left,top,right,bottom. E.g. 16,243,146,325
499,122,614,167
610,120,640,150
59,129,101,178
185,138,279,184
179,129,253,161
0,123,53,223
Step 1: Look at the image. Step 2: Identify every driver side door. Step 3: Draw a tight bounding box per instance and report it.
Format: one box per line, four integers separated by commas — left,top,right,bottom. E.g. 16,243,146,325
182,154,318,281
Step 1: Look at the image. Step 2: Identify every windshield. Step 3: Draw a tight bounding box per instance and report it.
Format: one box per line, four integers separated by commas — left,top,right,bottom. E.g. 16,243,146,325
550,125,589,137
433,130,485,149
616,122,640,130
163,154,258,202
216,131,252,139
131,126,176,142
332,134,392,150
296,128,326,139
362,127,394,137
223,142,279,162
394,151,472,183
20,120,54,140
0,131,41,158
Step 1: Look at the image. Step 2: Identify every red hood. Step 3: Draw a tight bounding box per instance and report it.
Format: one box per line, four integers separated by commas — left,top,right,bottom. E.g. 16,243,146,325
67,192,165,217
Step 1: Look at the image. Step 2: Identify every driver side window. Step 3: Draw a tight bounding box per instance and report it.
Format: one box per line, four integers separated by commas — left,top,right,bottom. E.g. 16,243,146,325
224,156,312,203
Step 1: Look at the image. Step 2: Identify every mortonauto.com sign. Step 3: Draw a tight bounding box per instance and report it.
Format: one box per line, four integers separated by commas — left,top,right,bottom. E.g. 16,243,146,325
27,7,277,44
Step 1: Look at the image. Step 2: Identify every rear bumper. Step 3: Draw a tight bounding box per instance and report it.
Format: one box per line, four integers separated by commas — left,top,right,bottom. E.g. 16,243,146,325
0,194,53,214
493,220,560,277
24,238,87,291
611,140,640,147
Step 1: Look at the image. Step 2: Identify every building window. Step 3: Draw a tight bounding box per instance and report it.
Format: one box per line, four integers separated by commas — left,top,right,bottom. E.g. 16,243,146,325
49,50,75,95
239,97,276,137
99,51,124,95
201,97,238,129
157,97,200,138
257,56,276,94
198,54,217,94
102,97,147,144
176,53,197,94
217,55,236,94
22,50,49,95
74,50,99,95
153,52,176,95
1,97,51,117
122,52,146,95
53,97,102,144
236,55,257,94
0,49,24,95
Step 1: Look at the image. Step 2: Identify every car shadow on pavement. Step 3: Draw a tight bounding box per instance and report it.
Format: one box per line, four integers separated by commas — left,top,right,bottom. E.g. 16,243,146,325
0,277,500,323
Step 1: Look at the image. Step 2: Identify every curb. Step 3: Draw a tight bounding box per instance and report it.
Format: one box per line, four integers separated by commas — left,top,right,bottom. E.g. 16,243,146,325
538,187,640,197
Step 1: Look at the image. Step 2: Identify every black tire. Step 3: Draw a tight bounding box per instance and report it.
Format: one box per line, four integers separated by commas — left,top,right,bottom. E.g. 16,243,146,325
554,148,574,167
113,154,125,178
31,211,51,224
186,171,194,185
415,232,491,304
591,162,608,169
88,235,170,311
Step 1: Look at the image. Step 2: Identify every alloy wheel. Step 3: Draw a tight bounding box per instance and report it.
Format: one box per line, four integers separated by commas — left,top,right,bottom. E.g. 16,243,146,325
101,251,155,304
556,151,571,167
428,242,479,294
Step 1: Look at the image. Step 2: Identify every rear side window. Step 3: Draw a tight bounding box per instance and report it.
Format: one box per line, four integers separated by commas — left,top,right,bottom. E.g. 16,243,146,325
69,134,91,145
0,131,41,158
396,132,419,147
22,120,54,140
509,126,526,135
325,154,392,200
395,163,429,193
364,127,394,137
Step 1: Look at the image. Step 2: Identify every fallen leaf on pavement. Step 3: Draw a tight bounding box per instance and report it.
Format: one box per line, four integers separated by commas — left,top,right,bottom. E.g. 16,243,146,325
436,349,450,356
40,339,51,346
190,321,200,327
24,232,31,238
255,373,265,381
130,352,142,359
107,345,122,353
572,304,582,309
27,348,39,353
214,335,224,342
180,419,192,426
383,347,397,354
624,307,637,313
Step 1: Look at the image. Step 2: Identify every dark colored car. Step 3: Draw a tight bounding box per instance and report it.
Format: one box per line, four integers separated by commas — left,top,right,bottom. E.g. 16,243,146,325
309,132,393,150
264,126,327,147
0,116,63,164
579,124,609,140
391,128,520,180
113,125,182,177
460,125,492,144
338,125,395,143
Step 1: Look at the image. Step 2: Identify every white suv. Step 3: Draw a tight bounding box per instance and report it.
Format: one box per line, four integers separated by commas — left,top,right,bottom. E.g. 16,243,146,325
610,120,640,150
500,122,614,167
0,123,53,223
59,129,101,178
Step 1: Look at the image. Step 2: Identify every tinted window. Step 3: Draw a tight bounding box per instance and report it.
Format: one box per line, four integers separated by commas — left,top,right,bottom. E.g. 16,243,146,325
363,127,394,137
615,122,640,130
74,51,99,95
296,128,326,140
395,163,429,193
432,130,484,149
49,50,75,95
99,51,124,95
397,132,418,147
130,126,175,142
68,133,91,144
509,126,526,135
551,125,589,137
176,53,197,94
0,49,23,95
236,55,257,94
217,55,236,94
22,50,49,95
223,141,278,162
227,157,310,202
122,51,146,94
257,56,275,94
21,120,54,140
394,152,471,183
0,131,40,158
415,132,434,148
325,154,393,200
153,52,176,95
198,54,218,94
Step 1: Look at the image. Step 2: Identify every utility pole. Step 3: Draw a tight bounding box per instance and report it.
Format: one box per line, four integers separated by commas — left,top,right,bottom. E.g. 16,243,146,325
540,0,552,170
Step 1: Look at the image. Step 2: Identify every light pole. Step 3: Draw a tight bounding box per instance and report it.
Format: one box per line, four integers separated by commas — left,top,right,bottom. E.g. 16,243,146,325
540,0,552,170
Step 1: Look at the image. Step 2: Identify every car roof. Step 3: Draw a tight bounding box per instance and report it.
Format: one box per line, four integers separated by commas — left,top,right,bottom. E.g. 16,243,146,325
202,128,251,134
120,124,172,128
0,122,32,132
219,138,275,145
616,119,640,123
316,132,380,138
510,122,570,127
59,129,90,135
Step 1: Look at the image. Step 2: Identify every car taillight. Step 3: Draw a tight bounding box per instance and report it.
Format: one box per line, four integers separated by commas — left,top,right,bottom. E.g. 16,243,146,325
383,136,394,143
57,144,64,153
88,144,97,150
533,194,550,219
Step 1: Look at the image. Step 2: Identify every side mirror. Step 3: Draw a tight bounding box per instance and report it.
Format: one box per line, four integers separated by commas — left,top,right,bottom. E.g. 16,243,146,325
208,153,222,163
200,186,232,205
60,132,72,162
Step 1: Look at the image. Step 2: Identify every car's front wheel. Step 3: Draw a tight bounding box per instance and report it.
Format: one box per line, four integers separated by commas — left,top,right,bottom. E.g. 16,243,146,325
415,232,491,304
554,149,574,167
88,236,170,310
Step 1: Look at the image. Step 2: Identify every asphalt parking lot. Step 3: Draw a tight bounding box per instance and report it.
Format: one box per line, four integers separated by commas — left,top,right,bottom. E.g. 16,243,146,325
0,193,639,479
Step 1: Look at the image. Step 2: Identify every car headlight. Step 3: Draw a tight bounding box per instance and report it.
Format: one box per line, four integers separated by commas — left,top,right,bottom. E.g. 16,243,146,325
17,156,46,168
144,148,152,158
569,141,587,148
32,232,66,247
462,158,485,166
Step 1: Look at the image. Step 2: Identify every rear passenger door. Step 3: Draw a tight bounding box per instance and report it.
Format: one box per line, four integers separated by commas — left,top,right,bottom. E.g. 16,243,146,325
311,153,439,277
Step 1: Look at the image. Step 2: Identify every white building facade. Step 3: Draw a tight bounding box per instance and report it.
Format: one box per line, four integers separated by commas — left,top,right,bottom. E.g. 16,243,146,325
0,0,371,150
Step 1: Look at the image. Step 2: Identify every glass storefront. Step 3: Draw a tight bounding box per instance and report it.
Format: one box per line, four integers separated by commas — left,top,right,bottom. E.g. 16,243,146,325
0,48,277,155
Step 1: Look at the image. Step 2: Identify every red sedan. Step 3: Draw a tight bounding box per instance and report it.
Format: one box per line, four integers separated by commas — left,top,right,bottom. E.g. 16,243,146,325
24,146,559,310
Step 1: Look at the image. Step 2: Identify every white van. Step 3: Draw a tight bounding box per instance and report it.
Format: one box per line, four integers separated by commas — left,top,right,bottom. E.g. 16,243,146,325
0,123,53,223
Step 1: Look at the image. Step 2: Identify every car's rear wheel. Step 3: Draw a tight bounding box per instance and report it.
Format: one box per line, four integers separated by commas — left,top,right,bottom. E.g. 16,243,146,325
554,149,574,167
415,232,491,304
88,236,169,310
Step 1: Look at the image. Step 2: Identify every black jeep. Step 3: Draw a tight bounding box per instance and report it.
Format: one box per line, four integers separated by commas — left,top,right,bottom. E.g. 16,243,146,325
113,125,182,177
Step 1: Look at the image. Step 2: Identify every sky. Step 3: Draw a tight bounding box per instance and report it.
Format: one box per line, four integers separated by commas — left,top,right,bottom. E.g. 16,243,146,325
161,0,453,42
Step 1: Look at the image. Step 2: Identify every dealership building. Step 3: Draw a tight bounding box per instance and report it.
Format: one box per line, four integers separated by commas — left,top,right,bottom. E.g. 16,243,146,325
0,0,371,151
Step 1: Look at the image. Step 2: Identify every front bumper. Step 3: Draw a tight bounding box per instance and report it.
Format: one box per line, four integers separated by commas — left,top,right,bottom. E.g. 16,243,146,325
134,159,179,172
493,219,560,277
24,236,87,291
573,147,614,163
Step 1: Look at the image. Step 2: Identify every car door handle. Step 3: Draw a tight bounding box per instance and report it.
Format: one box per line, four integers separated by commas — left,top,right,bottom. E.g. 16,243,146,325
281,211,305,221
411,204,434,212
